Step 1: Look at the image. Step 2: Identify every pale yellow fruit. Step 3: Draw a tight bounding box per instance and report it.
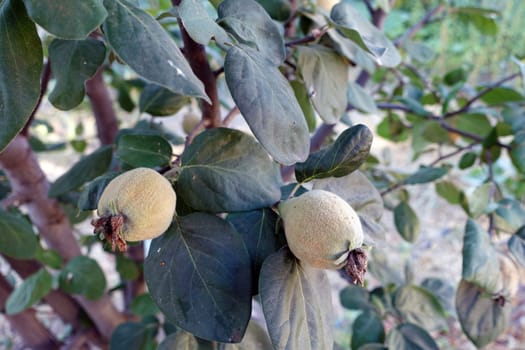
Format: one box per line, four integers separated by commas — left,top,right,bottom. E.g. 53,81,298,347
97,167,176,242
182,112,201,135
317,0,339,11
279,189,364,269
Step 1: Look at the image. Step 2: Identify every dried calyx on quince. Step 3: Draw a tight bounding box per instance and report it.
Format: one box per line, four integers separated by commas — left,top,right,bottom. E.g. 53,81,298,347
92,167,176,252
279,189,367,285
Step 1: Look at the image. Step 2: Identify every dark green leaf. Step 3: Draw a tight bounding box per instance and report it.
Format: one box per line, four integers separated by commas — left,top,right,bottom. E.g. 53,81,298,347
508,226,525,268
227,209,282,294
0,0,43,152
110,319,158,350
339,284,373,311
218,0,285,65
393,285,447,332
256,0,291,21
394,202,419,242
459,152,477,169
48,38,106,110
435,181,463,205
403,167,448,185
139,83,190,116
377,113,409,142
455,279,511,348
116,255,140,281
103,0,209,101
356,345,387,350
158,331,198,350
78,172,120,211
449,113,492,140
131,293,160,318
259,248,333,350
116,134,172,168
386,323,439,350
117,83,136,112
494,198,525,232
0,209,38,259
296,124,373,182
510,133,525,173
502,107,525,133
34,247,63,269
454,6,499,36
59,256,107,300
6,269,52,315
178,128,282,212
351,310,385,350
297,45,349,123
348,81,378,114
224,45,309,165
175,0,229,45
479,86,524,105
462,219,500,293
421,278,455,314
290,80,316,132
444,68,468,86
22,0,107,39
330,2,400,67
49,145,113,197
144,213,252,343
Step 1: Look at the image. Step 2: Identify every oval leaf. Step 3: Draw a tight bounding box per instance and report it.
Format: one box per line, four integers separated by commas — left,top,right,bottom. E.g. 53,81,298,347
49,145,113,197
290,80,316,132
178,128,282,212
103,0,209,101
77,172,120,211
158,331,198,350
340,284,373,311
0,209,38,259
394,202,420,242
176,0,229,46
393,285,447,332
351,310,385,350
297,45,349,123
22,0,107,39
295,124,373,182
508,226,525,267
110,319,158,350
144,213,252,343
455,279,511,348
259,248,334,350
348,81,378,114
386,323,439,350
48,38,106,110
0,0,43,152
116,134,172,168
139,83,190,116
224,46,310,165
403,166,448,185
59,256,107,300
218,0,285,65
6,269,52,315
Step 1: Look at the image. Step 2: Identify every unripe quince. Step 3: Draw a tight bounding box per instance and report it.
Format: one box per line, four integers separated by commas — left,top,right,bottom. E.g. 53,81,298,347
94,167,176,251
279,189,364,270
182,112,201,135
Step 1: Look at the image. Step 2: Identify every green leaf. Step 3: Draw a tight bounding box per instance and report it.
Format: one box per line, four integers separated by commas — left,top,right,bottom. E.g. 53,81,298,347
394,202,419,242
403,41,435,63
348,81,378,114
224,45,309,165
386,323,439,350
455,279,511,348
393,285,447,332
49,145,113,197
110,319,158,350
34,247,63,269
158,331,198,350
297,45,349,123
330,2,400,67
130,293,160,318
78,172,120,211
494,198,525,232
256,0,291,21
340,284,373,311
459,152,477,169
0,209,38,259
175,0,229,45
227,209,283,294
6,269,52,315
403,166,448,185
139,83,190,116
103,0,209,101
510,133,525,173
377,113,409,142
454,6,499,36
290,79,316,132
449,113,492,140
48,38,106,110
116,255,140,281
0,0,43,152
462,219,500,293
218,0,285,65
351,310,385,350
465,183,491,218
508,226,525,268
178,128,282,213
144,213,252,343
479,86,524,105
59,256,107,300
259,248,333,350
435,181,463,205
295,124,373,182
220,320,274,350
116,134,172,168
421,278,455,314
22,0,107,39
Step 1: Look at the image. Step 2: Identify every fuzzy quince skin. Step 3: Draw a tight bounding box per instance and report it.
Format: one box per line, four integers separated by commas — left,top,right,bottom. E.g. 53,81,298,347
279,189,363,269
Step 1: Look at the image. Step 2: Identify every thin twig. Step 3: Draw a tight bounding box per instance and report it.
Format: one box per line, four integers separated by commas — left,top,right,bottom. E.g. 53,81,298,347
429,143,477,167
184,119,207,148
394,4,445,47
222,106,240,126
285,26,329,47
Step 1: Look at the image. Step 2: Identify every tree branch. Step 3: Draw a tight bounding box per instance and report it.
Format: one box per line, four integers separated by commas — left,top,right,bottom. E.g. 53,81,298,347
0,135,127,339
0,274,61,349
394,4,445,47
